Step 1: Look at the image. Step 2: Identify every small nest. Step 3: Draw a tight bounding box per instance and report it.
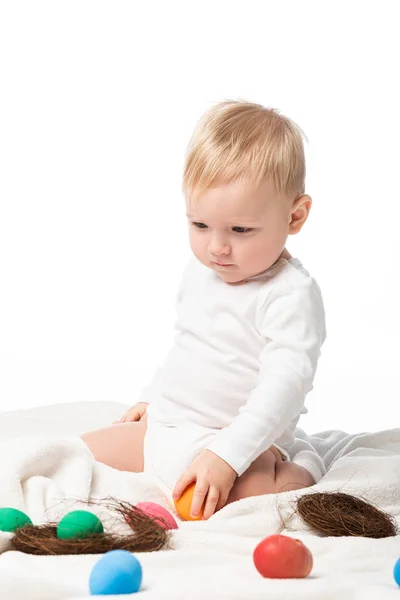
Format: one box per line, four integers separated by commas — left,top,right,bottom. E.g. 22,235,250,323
12,501,171,555
10,491,398,555
296,492,398,538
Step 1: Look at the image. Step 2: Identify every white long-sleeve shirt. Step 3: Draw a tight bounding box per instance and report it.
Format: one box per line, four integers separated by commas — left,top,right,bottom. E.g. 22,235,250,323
140,256,326,477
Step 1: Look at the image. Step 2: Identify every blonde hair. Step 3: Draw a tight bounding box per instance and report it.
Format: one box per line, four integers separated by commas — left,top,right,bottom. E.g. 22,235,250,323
183,100,307,206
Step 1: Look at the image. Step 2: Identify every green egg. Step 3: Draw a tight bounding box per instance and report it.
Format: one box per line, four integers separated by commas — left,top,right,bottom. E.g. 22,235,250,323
0,507,33,532
57,510,104,540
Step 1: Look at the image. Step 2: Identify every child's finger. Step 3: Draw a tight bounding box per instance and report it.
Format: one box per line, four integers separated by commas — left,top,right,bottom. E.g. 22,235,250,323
216,489,230,512
190,480,209,518
172,472,195,501
121,411,139,423
202,486,219,520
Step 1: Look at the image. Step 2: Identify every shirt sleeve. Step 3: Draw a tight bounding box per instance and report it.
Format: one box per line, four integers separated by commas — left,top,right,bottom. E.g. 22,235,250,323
206,279,326,476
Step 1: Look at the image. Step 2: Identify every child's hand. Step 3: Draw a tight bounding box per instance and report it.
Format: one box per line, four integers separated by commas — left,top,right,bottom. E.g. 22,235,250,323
172,450,237,520
113,402,148,424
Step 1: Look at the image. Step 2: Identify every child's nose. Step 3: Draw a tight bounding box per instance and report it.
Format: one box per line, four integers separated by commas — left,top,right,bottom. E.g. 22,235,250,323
208,235,231,256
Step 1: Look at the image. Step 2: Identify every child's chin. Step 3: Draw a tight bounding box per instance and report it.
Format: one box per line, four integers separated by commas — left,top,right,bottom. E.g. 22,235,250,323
217,271,246,284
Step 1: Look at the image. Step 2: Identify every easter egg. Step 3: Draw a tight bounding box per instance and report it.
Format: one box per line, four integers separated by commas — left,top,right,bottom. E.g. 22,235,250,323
57,510,103,540
0,508,32,532
89,549,142,595
174,483,204,521
136,502,178,530
253,534,313,579
394,557,400,586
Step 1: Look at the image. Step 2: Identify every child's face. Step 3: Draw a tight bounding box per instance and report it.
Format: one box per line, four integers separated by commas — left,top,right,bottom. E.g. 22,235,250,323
186,178,299,284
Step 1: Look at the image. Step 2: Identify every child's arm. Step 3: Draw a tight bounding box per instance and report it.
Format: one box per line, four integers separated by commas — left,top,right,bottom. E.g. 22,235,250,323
206,279,326,477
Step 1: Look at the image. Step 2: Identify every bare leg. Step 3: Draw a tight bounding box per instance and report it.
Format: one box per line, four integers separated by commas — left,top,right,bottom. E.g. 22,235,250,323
226,448,315,505
81,421,147,472
81,424,314,503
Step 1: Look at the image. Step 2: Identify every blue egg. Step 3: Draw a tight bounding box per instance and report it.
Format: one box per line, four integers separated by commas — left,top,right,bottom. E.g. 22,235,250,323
89,550,142,595
394,558,400,586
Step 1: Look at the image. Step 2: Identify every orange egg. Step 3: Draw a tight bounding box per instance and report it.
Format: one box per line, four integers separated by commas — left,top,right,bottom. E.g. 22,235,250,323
174,483,204,521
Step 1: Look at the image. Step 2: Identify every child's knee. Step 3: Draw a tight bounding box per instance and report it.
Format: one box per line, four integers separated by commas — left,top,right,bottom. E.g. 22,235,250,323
227,465,277,504
226,457,315,505
275,462,315,492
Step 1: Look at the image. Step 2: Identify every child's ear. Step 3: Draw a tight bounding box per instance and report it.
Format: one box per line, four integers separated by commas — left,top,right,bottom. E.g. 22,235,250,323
288,194,312,235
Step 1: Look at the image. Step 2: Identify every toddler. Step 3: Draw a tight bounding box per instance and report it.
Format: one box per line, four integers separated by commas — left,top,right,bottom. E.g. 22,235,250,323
82,100,327,520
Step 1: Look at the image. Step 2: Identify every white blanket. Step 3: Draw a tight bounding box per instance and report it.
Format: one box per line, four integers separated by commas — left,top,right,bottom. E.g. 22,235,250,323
0,401,399,599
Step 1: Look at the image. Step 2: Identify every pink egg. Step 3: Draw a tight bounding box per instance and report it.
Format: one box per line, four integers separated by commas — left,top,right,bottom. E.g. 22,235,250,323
136,502,178,530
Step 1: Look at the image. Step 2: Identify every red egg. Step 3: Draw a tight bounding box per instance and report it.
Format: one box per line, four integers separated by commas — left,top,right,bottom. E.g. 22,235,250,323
253,534,313,579
135,502,178,530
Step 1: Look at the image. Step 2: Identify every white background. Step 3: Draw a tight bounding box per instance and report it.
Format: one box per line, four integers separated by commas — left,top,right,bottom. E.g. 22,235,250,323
0,1,399,434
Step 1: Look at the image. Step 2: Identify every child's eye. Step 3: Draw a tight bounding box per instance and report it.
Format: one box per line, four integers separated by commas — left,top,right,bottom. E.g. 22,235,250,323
232,227,252,233
193,222,208,229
